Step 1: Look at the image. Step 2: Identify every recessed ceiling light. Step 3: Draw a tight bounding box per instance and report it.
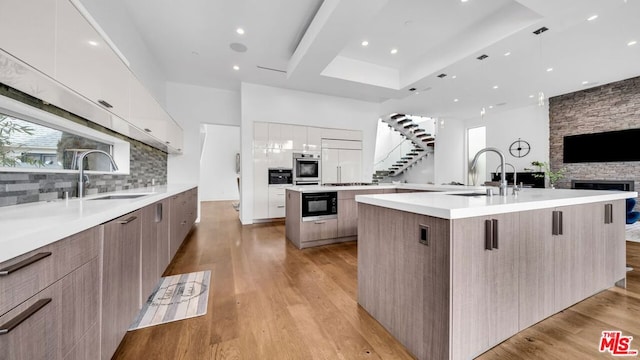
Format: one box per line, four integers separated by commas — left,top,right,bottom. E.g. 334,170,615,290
587,15,598,21
361,40,369,47
452,75,457,79
88,40,99,46
489,105,494,109
453,98,459,102
628,40,637,46
546,67,554,72
461,0,469,2
390,48,398,54
582,80,589,85
492,85,499,89
529,94,535,98
233,65,240,71
504,51,511,56
236,28,245,35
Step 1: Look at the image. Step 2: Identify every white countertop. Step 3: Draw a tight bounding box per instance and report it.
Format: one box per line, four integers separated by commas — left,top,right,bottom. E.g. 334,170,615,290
356,187,638,219
0,184,197,263
286,183,485,193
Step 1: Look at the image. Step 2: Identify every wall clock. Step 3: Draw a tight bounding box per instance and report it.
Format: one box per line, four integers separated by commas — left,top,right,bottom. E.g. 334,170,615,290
509,138,531,158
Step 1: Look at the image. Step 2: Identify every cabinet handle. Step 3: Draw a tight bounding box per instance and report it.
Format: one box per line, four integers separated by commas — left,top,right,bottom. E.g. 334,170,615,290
604,203,613,224
314,221,326,224
492,219,499,249
0,252,52,276
155,203,163,223
97,99,113,109
0,298,51,335
485,220,493,251
118,216,137,225
277,205,285,208
552,211,563,235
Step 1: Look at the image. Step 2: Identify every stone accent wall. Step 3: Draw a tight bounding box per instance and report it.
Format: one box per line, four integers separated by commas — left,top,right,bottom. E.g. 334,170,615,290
549,76,640,191
0,84,167,207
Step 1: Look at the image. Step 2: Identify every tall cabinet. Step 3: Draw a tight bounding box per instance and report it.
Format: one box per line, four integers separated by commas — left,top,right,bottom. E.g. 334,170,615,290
321,139,363,184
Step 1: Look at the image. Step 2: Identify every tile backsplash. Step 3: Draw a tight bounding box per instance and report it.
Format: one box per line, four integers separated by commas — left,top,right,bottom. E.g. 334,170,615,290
0,84,167,207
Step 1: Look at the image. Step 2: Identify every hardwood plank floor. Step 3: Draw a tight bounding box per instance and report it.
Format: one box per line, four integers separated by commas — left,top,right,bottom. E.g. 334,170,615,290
113,201,640,359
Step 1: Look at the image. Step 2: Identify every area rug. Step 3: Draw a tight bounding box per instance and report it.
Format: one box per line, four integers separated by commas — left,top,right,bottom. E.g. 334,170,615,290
129,270,211,330
626,222,640,243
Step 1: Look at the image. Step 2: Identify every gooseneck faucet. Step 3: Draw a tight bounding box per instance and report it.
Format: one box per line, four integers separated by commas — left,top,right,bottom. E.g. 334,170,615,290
77,150,119,198
470,147,508,196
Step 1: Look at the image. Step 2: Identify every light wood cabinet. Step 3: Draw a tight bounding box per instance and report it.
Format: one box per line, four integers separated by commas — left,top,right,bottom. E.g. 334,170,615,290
0,0,56,77
300,219,338,243
358,200,628,360
0,230,100,360
101,210,141,360
450,213,519,359
169,188,198,259
358,204,450,360
0,227,99,316
141,200,169,304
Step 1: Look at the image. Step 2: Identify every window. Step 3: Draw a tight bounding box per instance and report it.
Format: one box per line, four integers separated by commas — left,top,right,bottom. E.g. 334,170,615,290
0,96,129,174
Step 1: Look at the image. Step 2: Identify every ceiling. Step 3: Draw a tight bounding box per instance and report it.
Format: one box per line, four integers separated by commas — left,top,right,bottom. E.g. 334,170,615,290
107,0,640,119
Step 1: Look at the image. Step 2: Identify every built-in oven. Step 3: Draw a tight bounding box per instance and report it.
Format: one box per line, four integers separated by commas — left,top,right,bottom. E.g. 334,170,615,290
293,152,320,185
301,191,338,221
268,168,292,185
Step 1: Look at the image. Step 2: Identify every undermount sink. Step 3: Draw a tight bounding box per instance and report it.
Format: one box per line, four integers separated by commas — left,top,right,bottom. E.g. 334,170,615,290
448,192,487,197
88,194,150,200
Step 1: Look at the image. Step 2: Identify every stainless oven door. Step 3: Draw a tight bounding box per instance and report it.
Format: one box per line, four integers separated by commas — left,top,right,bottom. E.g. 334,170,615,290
301,192,337,221
294,159,320,181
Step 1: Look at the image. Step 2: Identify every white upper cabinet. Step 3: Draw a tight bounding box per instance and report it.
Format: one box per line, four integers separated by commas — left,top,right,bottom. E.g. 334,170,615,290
292,125,307,151
0,0,56,77
321,128,362,141
254,122,269,148
306,126,322,152
55,0,130,121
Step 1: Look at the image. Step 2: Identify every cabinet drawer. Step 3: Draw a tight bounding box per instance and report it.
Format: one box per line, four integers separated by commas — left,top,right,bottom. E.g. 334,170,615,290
268,202,286,218
300,219,338,242
0,257,99,360
0,227,99,316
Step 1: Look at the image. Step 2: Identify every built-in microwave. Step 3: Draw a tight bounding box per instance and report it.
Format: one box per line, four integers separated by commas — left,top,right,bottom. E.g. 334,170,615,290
301,191,338,221
293,152,320,185
268,168,292,185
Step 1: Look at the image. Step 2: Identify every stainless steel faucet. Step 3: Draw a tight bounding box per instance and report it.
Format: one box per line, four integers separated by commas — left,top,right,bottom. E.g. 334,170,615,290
77,150,119,198
496,163,518,187
470,147,508,196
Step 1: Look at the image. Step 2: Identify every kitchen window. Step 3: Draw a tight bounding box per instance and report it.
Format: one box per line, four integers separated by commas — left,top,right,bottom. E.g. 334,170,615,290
0,95,129,174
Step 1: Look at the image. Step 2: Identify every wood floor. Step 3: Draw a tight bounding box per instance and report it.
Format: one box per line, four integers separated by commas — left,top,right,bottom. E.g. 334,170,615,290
113,201,640,359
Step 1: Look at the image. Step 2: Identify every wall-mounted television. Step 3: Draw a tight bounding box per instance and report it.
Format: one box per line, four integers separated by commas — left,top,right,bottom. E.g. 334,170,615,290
563,128,640,163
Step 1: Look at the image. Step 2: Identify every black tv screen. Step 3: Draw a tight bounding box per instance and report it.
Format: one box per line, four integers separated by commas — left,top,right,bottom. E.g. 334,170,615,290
563,128,640,163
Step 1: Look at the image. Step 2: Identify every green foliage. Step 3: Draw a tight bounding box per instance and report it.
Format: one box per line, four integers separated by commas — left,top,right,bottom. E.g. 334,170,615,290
531,161,566,186
0,115,43,167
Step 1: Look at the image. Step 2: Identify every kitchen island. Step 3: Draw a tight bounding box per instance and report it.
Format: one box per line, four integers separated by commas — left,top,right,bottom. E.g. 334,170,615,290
355,188,637,360
285,183,485,249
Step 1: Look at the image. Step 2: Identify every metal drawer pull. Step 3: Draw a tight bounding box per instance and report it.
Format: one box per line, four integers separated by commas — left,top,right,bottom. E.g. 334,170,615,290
605,203,613,224
0,252,52,276
0,298,51,335
277,205,285,208
314,221,326,224
118,216,137,225
485,220,493,251
492,219,499,249
97,99,113,108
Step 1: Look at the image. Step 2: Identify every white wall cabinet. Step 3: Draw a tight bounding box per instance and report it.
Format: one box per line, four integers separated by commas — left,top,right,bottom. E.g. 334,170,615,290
321,139,363,184
0,0,183,154
56,0,130,121
0,0,56,78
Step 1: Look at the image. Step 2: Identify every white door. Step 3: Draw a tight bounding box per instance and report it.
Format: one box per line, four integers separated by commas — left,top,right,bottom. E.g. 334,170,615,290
338,149,362,183
321,148,340,184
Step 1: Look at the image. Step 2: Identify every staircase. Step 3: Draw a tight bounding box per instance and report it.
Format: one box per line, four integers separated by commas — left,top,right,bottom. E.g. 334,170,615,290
372,113,435,183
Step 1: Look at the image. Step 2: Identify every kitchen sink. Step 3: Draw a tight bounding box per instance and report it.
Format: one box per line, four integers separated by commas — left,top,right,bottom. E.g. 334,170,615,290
88,194,150,200
448,192,487,197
